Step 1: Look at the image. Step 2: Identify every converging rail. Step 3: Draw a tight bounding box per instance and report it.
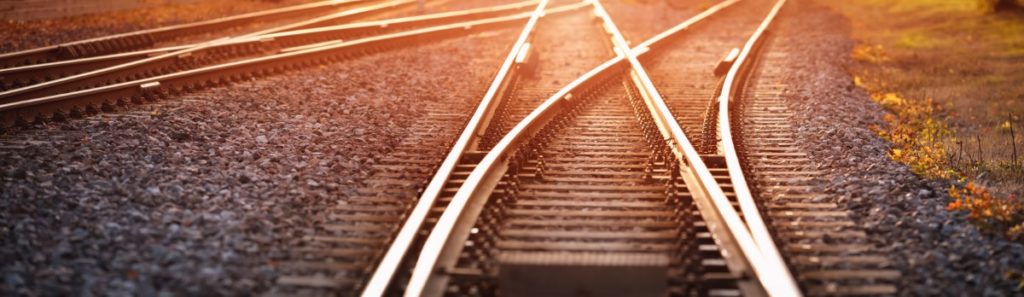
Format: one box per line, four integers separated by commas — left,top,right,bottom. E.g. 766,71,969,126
0,0,416,103
0,2,585,128
712,0,901,295
391,0,802,296
714,2,792,292
360,0,554,295
0,0,375,68
0,0,548,94
262,1,597,295
0,0,904,295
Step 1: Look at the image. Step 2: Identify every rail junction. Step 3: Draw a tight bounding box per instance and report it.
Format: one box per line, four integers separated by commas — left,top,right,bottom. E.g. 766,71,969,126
0,0,902,296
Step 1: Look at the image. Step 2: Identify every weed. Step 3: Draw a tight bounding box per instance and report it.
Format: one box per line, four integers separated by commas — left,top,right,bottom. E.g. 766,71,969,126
827,0,1024,245
865,84,957,179
859,73,1023,242
948,182,1024,240
851,44,888,64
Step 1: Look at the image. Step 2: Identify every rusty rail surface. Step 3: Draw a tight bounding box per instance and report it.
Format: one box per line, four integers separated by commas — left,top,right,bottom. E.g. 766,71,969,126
0,0,375,68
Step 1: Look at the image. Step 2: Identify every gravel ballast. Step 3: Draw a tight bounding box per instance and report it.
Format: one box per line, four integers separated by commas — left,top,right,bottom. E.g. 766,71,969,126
0,28,516,295
778,0,1024,295
2,0,1023,295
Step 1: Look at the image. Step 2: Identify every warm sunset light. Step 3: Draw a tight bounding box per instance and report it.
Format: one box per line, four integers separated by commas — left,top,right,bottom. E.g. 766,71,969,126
1,0,1022,296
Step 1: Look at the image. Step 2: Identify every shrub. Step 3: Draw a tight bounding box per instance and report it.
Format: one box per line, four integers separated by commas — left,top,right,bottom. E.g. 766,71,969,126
870,91,958,180
859,74,1023,242
948,182,1024,240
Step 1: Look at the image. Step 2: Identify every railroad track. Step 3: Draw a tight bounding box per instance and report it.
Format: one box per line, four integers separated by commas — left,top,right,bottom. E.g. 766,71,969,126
362,0,901,295
0,0,375,68
0,0,424,92
0,0,905,295
369,0,802,296
0,0,563,98
0,1,541,93
641,0,771,154
360,0,623,295
264,0,620,295
718,4,902,295
0,1,585,128
0,0,416,93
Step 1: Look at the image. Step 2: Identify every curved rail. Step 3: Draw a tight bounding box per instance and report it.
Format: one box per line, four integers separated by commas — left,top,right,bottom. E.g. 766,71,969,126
400,0,800,296
402,41,628,297
613,0,799,294
0,0,374,68
715,2,904,293
594,0,797,295
0,4,584,127
358,0,559,295
716,0,794,292
0,0,541,93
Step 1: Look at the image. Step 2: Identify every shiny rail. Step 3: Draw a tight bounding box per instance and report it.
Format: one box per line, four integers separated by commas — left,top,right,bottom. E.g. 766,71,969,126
715,1,903,293
400,0,800,296
0,0,540,93
359,0,556,295
0,0,414,103
599,0,798,294
0,0,374,68
713,0,797,296
0,3,584,127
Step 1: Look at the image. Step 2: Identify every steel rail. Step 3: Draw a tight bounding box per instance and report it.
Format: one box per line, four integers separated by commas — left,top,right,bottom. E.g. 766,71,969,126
609,0,800,294
593,0,777,294
0,3,584,127
237,0,538,46
401,36,625,297
0,0,541,92
0,0,415,104
399,0,796,296
715,2,903,293
0,0,375,68
716,0,797,294
238,0,411,38
358,1,558,296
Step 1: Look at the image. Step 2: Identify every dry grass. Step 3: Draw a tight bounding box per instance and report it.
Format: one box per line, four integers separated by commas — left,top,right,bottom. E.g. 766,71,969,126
823,0,1024,186
820,0,1024,242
